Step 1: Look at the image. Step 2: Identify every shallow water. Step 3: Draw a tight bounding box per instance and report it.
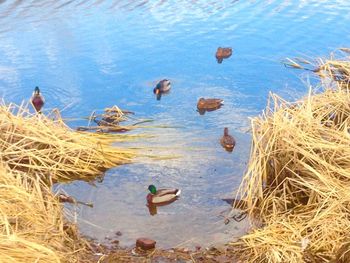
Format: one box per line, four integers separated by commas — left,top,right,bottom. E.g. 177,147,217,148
1,0,350,248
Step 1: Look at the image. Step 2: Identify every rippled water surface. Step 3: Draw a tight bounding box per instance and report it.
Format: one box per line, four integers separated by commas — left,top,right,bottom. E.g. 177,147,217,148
1,0,350,248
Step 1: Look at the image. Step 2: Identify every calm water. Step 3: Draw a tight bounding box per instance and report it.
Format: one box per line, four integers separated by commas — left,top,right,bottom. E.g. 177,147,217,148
1,0,350,248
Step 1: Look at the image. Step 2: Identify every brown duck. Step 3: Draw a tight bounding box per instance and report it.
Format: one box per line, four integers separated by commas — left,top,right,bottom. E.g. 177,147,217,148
220,127,236,151
31,86,45,112
197,98,223,111
216,47,232,63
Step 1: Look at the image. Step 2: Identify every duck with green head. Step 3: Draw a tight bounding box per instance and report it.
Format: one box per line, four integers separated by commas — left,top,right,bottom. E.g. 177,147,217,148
146,184,181,206
31,86,45,112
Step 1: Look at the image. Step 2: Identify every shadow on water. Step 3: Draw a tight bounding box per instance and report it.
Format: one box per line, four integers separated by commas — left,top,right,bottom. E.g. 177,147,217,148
1,0,350,249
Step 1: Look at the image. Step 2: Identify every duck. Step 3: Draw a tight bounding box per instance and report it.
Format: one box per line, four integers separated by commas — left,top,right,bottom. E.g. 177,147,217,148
31,86,45,112
197,98,223,111
215,47,232,63
146,184,181,206
153,79,171,95
220,127,236,151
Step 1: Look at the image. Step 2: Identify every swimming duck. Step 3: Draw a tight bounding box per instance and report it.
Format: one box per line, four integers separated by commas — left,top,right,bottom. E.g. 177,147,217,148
31,86,45,112
220,127,236,152
146,185,181,206
215,47,232,63
197,98,223,111
153,79,171,95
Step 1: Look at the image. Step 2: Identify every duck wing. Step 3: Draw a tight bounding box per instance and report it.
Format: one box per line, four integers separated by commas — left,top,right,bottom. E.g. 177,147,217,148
205,98,223,104
156,188,180,196
200,99,223,110
151,193,179,206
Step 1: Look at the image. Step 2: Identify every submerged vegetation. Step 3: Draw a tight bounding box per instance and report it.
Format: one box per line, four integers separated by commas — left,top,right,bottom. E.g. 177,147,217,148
232,51,350,262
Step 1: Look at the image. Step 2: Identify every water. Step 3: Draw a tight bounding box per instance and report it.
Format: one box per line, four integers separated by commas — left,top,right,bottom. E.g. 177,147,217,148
1,0,350,248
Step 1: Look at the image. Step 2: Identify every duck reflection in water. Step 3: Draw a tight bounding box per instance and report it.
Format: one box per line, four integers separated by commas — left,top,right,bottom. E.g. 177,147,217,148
146,184,181,216
147,203,158,216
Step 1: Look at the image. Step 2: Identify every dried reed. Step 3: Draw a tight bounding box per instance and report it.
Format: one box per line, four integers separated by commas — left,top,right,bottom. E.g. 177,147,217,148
232,54,350,262
0,164,89,263
0,102,136,183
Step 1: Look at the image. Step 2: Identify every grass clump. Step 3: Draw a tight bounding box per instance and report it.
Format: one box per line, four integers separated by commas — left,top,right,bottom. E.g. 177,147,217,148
232,53,350,262
0,164,90,263
0,102,141,262
0,103,136,183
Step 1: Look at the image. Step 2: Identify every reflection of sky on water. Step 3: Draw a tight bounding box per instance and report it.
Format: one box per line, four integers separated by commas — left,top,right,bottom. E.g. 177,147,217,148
64,127,251,248
1,0,350,248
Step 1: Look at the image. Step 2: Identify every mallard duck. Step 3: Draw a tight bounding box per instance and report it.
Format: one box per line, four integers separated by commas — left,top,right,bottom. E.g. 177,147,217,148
153,79,171,95
215,47,232,63
146,185,181,206
31,86,45,112
220,127,236,151
197,98,223,111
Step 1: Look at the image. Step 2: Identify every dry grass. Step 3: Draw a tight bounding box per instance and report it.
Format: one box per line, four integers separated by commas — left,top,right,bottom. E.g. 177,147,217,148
283,48,350,89
0,164,90,263
231,53,350,262
0,102,142,262
0,102,136,183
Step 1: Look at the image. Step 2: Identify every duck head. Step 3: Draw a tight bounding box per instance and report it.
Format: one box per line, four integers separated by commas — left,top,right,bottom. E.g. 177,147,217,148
34,86,40,95
148,184,157,194
147,185,157,204
198,98,205,104
153,87,163,100
153,87,160,95
224,127,229,136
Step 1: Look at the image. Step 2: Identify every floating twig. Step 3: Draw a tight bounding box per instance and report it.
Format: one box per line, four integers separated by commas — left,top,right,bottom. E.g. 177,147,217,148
58,193,94,208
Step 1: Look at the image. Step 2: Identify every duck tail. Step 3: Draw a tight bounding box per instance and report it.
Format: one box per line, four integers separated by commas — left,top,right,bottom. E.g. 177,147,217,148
176,189,181,196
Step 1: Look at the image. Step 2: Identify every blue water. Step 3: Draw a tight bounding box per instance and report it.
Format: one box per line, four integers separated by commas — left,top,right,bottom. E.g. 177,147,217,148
1,0,350,248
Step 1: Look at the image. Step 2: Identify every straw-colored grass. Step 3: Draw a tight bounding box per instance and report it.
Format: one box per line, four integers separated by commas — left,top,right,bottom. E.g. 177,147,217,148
231,53,350,262
0,164,89,263
0,102,142,262
0,102,136,183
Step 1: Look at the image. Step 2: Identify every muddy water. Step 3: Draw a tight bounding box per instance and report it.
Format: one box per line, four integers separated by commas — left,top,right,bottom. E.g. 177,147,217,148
0,0,350,248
